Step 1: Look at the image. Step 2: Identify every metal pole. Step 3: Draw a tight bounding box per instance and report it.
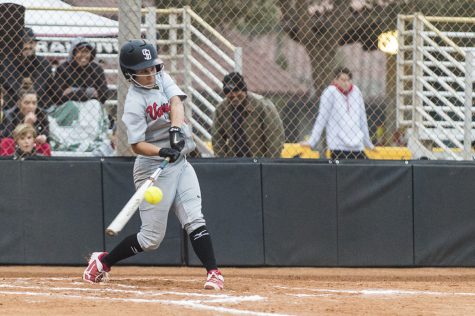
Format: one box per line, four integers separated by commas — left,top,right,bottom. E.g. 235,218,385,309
183,7,192,120
396,14,404,129
145,6,157,43
412,13,423,149
234,47,242,73
169,13,177,74
117,0,141,156
463,51,474,160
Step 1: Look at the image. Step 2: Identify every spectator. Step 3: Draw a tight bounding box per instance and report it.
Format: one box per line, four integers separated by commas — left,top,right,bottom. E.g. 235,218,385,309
49,37,110,105
0,89,51,156
301,67,376,159
2,124,46,160
47,38,110,153
212,72,284,158
0,27,52,109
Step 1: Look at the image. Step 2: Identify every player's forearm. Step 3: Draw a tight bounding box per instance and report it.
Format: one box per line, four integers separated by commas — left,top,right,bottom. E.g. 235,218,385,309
131,141,161,156
169,95,184,127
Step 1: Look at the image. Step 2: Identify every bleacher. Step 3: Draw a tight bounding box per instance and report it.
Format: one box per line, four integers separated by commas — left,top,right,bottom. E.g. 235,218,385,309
281,144,412,160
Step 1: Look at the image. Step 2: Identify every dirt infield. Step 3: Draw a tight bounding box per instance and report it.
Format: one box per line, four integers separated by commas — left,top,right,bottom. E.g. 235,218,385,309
1,266,475,315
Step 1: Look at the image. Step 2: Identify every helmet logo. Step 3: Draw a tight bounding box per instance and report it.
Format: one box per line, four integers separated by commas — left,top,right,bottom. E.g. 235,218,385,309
142,49,152,60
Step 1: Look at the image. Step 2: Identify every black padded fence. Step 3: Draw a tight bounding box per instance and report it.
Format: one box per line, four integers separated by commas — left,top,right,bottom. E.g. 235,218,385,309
336,163,413,266
0,160,103,265
262,162,338,266
1,158,475,267
102,159,183,265
413,163,475,266
0,161,23,264
188,160,265,266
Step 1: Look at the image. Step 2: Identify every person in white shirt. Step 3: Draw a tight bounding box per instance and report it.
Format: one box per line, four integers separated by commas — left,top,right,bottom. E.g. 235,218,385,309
302,67,376,159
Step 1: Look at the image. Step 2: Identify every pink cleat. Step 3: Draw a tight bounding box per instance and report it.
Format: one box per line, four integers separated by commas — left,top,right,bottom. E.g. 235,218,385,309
204,269,224,290
83,252,110,283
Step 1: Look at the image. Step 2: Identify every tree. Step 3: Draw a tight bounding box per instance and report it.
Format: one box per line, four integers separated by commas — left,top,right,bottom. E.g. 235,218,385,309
155,0,280,34
156,0,474,95
276,0,475,96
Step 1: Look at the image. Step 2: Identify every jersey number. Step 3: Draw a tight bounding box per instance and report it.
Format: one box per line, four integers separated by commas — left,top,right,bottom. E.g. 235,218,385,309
142,49,152,60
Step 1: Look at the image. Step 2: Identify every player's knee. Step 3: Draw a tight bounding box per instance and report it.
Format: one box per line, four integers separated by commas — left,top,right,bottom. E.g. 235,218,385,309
184,218,206,235
137,231,164,251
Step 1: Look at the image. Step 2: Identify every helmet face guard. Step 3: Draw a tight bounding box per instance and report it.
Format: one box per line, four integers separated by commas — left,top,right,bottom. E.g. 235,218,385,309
128,64,164,89
119,39,163,89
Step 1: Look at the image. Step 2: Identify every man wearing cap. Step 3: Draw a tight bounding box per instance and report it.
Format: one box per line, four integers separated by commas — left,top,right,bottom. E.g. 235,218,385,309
0,27,51,109
47,38,110,153
212,72,284,158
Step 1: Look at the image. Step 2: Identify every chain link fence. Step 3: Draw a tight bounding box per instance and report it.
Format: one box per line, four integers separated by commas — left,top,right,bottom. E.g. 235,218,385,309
0,0,473,159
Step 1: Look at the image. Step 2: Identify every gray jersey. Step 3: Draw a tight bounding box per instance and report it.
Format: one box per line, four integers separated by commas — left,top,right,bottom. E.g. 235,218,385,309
121,70,205,252
122,71,196,159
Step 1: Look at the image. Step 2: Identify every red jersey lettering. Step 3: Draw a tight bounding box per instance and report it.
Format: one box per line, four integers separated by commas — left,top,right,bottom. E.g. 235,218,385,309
146,102,170,120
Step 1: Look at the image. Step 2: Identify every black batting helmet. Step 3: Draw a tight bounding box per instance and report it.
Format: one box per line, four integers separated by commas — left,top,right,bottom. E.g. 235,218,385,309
119,39,163,80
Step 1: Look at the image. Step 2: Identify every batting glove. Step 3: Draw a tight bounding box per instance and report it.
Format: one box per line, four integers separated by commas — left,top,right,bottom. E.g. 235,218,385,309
159,148,181,163
169,126,185,151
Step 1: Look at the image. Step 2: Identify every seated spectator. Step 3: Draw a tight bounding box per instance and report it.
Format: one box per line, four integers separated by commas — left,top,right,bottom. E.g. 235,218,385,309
0,89,51,156
0,27,51,109
211,72,285,158
49,37,110,106
1,123,47,160
47,38,110,153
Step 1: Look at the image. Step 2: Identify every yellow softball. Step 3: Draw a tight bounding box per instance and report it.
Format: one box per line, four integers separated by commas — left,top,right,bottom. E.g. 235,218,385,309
144,186,163,204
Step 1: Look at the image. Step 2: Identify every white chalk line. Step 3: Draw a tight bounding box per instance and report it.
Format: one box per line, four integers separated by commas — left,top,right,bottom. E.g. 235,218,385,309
276,286,475,297
288,293,333,297
6,276,201,283
112,276,201,283
0,283,257,301
0,290,289,316
0,281,292,316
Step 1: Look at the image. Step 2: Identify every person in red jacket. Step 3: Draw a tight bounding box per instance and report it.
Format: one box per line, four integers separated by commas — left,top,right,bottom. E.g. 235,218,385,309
0,89,50,156
9,123,47,160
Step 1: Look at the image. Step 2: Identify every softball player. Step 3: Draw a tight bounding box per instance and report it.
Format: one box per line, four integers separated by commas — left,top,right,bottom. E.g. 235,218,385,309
83,39,224,290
